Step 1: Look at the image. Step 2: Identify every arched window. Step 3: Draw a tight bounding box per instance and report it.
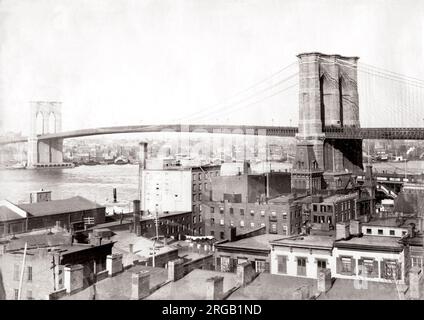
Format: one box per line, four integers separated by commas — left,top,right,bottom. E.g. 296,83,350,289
36,112,44,135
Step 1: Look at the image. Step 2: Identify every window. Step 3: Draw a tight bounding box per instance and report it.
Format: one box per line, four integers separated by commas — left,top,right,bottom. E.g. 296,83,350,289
277,255,287,274
199,194,202,201
270,223,277,234
198,173,202,180
192,174,196,181
366,228,372,234
199,227,202,234
199,215,203,223
27,266,32,282
411,256,423,269
193,216,197,224
204,183,208,190
341,257,352,273
255,260,267,273
378,229,383,235
250,210,255,216
271,211,276,217
317,259,327,271
193,184,197,191
229,207,234,214
250,222,255,228
389,230,395,236
199,184,202,191
230,220,234,227
211,207,215,213
282,212,287,219
210,230,215,237
282,225,288,235
220,219,224,226
297,257,307,276
220,232,225,240
13,264,20,281
313,205,317,211
362,258,375,275
383,260,400,280
220,207,224,214
240,208,245,215
240,220,245,227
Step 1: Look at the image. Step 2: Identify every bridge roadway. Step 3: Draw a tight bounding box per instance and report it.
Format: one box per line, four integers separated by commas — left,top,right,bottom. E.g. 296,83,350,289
1,125,424,144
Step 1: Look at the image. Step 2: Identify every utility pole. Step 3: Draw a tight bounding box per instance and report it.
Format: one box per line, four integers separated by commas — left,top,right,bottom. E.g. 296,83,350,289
152,208,159,267
17,242,28,300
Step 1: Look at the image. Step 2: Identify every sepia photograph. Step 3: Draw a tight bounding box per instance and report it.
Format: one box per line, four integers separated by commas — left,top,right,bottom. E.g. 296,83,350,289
0,0,423,308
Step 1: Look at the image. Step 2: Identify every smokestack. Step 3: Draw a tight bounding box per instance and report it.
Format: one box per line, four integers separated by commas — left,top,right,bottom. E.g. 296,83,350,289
133,200,141,235
113,188,117,203
138,142,148,210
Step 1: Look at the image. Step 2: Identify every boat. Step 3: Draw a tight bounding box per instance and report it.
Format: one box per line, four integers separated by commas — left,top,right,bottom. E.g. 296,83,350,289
114,156,129,165
83,160,100,166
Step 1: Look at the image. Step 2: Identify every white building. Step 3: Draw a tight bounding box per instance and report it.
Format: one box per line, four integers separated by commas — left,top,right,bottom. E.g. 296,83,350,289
141,169,192,213
270,235,334,279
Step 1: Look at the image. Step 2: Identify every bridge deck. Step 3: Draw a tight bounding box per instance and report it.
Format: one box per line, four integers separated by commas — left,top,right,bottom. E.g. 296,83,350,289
2,125,424,144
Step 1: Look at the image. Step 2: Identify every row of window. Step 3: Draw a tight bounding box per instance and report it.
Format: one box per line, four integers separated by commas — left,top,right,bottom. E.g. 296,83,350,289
211,206,296,219
192,171,219,181
365,228,407,236
210,218,266,229
192,183,208,192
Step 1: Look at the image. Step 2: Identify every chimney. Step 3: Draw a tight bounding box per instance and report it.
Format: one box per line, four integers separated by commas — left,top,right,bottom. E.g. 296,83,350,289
131,270,150,300
317,269,332,293
129,243,134,253
336,222,350,240
409,266,421,300
106,253,123,277
206,276,224,300
167,259,185,282
139,142,148,170
113,188,117,203
408,223,416,238
237,261,256,286
64,264,84,294
229,226,237,242
349,220,362,236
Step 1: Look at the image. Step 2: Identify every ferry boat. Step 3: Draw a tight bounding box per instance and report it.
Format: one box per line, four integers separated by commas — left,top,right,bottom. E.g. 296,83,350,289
114,156,129,165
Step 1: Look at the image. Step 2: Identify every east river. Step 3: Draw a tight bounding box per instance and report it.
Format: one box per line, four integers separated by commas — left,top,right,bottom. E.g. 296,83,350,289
1,161,424,207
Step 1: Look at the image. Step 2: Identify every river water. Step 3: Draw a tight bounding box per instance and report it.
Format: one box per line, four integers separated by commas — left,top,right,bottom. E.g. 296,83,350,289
1,161,424,206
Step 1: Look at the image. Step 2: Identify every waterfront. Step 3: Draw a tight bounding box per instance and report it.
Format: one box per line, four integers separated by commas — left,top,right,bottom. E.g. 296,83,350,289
1,160,424,206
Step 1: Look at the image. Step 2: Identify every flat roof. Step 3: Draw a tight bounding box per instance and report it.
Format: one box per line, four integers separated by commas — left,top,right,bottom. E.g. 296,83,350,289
216,234,288,251
362,217,414,228
111,231,177,260
334,235,403,251
141,211,191,221
321,194,357,204
5,231,73,251
271,235,335,249
62,265,168,300
18,196,104,217
228,273,316,300
146,269,239,300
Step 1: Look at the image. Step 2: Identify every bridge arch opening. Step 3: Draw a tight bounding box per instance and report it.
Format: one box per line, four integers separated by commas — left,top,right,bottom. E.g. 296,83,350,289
48,112,56,133
36,112,44,135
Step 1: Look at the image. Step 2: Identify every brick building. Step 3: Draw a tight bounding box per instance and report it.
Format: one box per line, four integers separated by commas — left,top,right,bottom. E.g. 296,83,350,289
139,211,193,240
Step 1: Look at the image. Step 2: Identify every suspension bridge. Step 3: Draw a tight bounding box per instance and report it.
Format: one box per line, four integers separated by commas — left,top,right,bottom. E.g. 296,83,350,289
1,52,424,169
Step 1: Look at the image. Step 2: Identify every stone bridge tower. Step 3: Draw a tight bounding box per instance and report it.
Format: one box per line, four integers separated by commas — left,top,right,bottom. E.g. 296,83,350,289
291,52,363,194
27,101,64,168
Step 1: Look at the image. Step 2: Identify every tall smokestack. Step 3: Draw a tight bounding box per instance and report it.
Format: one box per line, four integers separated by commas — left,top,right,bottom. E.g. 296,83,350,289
133,199,141,236
113,188,117,203
138,142,148,212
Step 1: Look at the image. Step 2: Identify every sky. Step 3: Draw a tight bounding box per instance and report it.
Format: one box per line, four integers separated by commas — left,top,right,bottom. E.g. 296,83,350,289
0,0,423,134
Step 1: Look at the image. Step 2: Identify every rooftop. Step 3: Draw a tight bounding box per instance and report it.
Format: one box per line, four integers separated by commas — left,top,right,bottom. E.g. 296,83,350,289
141,211,190,221
216,234,288,251
18,196,104,217
111,231,177,265
0,205,24,222
334,235,403,251
270,234,335,249
4,231,72,251
62,265,168,300
318,278,403,300
146,269,239,300
362,217,416,228
321,193,357,204
228,273,316,300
